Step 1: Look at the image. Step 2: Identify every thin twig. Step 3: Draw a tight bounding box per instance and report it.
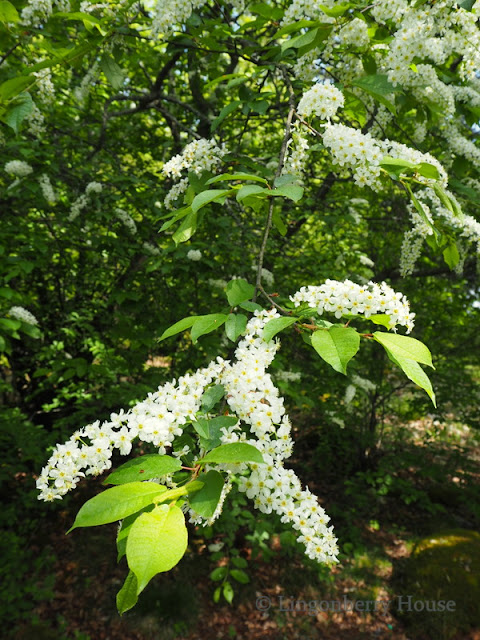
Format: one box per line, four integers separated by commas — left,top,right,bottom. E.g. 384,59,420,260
257,284,290,315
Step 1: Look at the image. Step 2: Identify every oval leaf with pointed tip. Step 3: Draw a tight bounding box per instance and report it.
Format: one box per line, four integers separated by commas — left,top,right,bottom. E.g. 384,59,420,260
225,313,247,342
189,470,225,519
191,314,228,343
262,316,298,342
126,504,188,595
158,316,199,342
199,443,264,466
373,332,434,368
104,454,182,485
68,482,167,532
385,351,436,406
311,326,360,375
117,571,138,615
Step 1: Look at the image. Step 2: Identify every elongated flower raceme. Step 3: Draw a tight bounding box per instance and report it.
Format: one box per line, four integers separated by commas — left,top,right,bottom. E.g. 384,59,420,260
37,281,416,564
290,279,415,333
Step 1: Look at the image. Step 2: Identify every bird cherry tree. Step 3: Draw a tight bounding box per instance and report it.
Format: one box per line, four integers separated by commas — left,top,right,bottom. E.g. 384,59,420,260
1,0,479,614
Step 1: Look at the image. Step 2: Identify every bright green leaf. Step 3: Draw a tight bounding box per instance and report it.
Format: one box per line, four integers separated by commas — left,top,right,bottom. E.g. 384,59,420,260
225,313,247,342
158,315,199,342
386,351,436,406
198,443,264,466
201,384,225,412
189,470,225,519
191,189,231,213
104,455,182,485
311,326,360,375
226,278,255,306
262,316,298,342
0,1,18,23
126,504,188,594
191,313,228,343
116,571,139,615
68,482,168,532
373,332,434,368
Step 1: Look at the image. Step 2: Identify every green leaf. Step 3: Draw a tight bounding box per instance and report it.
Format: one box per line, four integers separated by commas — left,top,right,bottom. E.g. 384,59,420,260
0,76,34,101
225,313,247,342
100,54,125,90
403,183,437,234
126,504,188,594
373,332,434,368
236,184,266,202
433,183,464,220
443,243,460,269
353,74,396,96
231,556,248,568
116,571,139,615
206,173,268,186
4,93,33,133
226,278,255,306
0,318,21,331
269,184,304,202
198,443,264,466
211,101,242,132
368,314,394,329
239,301,263,312
191,189,231,213
262,316,298,342
104,455,182,485
189,470,225,519
201,384,225,412
385,351,436,406
223,581,234,604
311,326,360,375
191,313,228,343
271,210,287,235
172,210,198,244
415,162,440,181
68,482,168,532
352,74,396,113
193,417,237,448
0,1,18,23
320,2,351,17
158,315,199,342
230,569,249,584
210,566,227,581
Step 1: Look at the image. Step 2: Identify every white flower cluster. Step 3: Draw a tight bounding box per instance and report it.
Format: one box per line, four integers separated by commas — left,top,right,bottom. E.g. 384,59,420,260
8,306,38,326
37,291,356,564
68,182,102,222
142,241,161,256
275,370,301,383
21,0,70,25
322,124,383,189
216,308,338,563
162,138,227,179
321,123,447,191
151,0,207,38
115,208,137,235
187,249,202,261
339,17,369,49
297,82,344,121
37,360,225,501
38,174,56,203
291,279,415,333
5,161,33,178
164,177,189,211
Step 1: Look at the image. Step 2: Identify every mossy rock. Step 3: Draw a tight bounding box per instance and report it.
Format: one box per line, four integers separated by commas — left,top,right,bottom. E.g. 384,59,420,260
392,529,480,640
